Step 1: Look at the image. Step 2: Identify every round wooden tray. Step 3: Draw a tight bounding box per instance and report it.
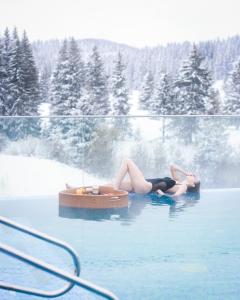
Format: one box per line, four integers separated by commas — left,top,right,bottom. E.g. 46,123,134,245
59,185,129,209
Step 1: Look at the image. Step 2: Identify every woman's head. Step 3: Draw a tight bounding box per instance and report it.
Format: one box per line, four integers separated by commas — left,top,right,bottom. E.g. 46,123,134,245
186,175,201,193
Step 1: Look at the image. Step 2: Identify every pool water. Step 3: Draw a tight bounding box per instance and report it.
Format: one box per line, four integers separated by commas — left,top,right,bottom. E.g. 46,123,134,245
0,189,240,300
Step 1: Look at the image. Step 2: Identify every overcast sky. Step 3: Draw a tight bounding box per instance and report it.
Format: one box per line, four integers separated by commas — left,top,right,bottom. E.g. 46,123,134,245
1,0,240,47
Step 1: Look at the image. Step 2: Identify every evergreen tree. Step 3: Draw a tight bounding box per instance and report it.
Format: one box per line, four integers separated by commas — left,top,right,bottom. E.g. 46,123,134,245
18,31,40,138
1,28,11,114
0,28,41,140
49,40,88,166
3,28,25,140
0,38,7,116
153,73,173,114
50,39,70,115
2,28,11,69
50,38,85,114
224,59,240,114
20,31,39,115
62,117,84,166
39,64,51,103
174,44,212,114
86,46,110,115
0,28,39,117
49,40,71,162
7,28,24,116
66,89,96,167
68,37,85,112
84,122,117,177
78,90,97,143
77,88,95,115
111,52,130,115
139,71,154,110
206,88,221,115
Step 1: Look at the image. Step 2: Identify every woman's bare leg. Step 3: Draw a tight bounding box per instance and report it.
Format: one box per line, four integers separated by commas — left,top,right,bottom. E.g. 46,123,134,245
119,181,133,192
114,159,152,193
114,159,130,189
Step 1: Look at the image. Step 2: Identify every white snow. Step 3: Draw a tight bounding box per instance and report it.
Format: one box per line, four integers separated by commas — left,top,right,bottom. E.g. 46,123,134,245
38,102,51,116
228,130,240,148
0,155,104,197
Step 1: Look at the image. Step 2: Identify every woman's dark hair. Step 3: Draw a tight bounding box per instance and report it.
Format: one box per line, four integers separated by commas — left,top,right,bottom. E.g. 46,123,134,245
187,180,201,193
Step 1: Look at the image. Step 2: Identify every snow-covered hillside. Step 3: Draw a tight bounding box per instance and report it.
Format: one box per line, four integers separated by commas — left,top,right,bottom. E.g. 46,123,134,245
0,155,104,197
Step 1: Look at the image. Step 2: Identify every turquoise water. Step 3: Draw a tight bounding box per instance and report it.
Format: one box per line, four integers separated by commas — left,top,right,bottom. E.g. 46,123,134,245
0,189,240,300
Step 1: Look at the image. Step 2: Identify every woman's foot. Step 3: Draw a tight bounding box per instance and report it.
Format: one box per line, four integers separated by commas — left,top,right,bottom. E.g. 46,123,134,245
65,183,73,189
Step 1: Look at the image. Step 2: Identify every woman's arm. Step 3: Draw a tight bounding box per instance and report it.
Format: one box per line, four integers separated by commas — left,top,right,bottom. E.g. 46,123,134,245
171,183,187,197
170,164,193,181
157,183,187,198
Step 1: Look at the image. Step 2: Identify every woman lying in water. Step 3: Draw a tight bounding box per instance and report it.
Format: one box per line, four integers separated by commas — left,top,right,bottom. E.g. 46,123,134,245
112,158,200,198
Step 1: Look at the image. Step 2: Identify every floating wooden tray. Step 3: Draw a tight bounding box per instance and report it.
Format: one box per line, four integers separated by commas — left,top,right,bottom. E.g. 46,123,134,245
59,186,128,209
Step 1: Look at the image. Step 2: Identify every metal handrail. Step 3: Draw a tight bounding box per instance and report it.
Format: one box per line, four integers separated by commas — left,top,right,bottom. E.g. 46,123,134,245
0,216,118,300
0,216,80,298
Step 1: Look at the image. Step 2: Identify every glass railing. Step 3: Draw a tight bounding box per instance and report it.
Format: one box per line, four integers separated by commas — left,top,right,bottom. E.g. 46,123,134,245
0,116,240,196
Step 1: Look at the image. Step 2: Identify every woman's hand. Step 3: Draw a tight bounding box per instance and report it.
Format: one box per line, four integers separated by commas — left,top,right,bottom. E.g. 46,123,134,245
171,164,193,180
186,173,195,177
156,189,165,196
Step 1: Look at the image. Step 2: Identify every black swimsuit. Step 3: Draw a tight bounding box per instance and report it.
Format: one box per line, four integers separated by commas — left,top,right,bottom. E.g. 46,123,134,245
146,177,176,193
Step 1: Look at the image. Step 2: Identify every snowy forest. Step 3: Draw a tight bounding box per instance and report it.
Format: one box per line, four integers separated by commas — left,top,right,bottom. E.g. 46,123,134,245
1,27,240,189
1,27,240,118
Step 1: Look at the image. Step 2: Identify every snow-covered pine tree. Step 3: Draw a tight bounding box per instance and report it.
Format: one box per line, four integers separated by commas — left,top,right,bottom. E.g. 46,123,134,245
139,71,154,110
78,89,96,144
64,90,94,167
1,28,40,140
69,45,111,166
48,40,71,162
39,64,51,103
170,45,211,143
68,37,85,112
20,31,40,115
206,88,221,115
224,59,240,114
2,28,11,62
174,44,212,114
63,38,86,166
48,39,86,166
0,37,7,116
86,46,110,115
0,28,15,137
78,88,94,115
0,37,7,141
1,28,40,118
2,28,11,110
3,28,26,140
19,31,40,137
153,73,173,114
111,52,130,115
50,39,70,115
7,28,24,116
